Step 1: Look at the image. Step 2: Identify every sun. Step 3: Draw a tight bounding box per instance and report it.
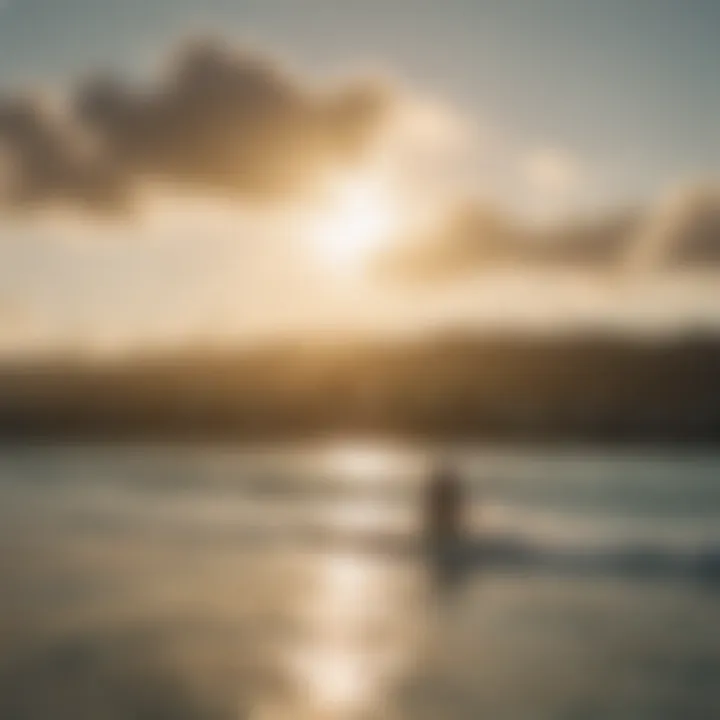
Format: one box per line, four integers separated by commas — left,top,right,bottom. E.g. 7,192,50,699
308,174,402,273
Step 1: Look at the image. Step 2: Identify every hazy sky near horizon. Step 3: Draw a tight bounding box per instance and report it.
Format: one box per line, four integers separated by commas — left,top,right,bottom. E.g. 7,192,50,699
1,0,720,351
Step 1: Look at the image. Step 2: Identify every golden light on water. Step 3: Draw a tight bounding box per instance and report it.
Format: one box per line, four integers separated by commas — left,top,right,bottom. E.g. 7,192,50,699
319,443,410,482
317,443,417,532
295,556,376,713
259,442,420,719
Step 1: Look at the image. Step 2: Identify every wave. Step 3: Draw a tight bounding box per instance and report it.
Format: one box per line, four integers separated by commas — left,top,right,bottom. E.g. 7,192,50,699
10,490,720,585
184,523,720,585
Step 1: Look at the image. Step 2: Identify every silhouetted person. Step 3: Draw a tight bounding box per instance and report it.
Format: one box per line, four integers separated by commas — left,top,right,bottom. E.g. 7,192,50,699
424,460,464,546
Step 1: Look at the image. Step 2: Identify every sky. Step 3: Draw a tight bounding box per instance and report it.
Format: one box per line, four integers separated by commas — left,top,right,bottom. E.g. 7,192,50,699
0,0,720,353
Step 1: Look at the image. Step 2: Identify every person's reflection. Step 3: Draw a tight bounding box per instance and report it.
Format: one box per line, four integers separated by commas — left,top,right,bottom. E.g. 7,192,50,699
423,459,470,591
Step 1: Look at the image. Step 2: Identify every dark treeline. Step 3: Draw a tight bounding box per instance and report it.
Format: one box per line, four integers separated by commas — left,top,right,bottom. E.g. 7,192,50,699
1,333,720,443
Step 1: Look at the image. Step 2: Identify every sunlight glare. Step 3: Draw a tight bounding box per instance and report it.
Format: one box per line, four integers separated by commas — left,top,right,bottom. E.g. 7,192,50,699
309,175,402,273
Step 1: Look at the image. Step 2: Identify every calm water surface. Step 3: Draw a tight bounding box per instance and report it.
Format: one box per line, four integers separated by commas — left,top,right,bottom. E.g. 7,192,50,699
0,443,719,719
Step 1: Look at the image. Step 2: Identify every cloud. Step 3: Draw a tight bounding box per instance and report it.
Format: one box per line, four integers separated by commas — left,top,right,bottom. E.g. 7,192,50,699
378,202,522,282
378,199,640,283
381,183,720,284
0,99,125,211
0,38,393,213
630,185,720,271
521,147,583,198
515,146,587,224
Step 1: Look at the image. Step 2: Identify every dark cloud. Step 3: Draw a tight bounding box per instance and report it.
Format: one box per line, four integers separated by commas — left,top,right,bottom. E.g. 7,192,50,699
534,210,640,267
0,39,391,212
0,99,125,210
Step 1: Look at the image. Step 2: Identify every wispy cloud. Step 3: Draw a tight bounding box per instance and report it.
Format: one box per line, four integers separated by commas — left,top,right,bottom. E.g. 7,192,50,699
378,185,720,284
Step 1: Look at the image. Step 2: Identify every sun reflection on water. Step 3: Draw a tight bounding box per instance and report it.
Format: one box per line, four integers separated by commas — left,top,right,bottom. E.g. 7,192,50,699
265,550,408,720
317,442,418,484
297,555,377,715
254,443,423,719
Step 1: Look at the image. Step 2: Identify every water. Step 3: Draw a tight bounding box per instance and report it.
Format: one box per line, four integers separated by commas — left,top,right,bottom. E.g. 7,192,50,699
0,442,719,719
